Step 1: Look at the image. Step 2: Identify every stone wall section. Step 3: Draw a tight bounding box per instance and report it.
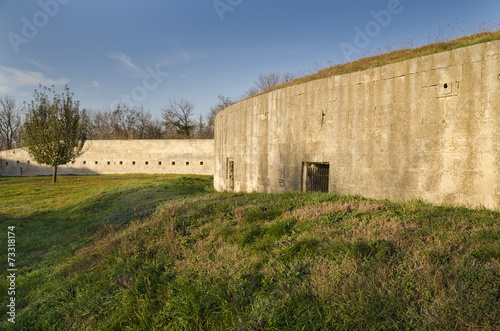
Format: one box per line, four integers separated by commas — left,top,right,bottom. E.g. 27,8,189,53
0,139,214,177
214,41,500,209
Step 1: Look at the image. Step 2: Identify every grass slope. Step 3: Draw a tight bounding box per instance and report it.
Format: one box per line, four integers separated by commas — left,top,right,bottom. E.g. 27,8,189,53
1,175,500,330
264,30,500,94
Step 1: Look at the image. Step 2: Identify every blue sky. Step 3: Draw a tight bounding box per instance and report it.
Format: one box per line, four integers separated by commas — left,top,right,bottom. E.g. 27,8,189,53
0,0,499,118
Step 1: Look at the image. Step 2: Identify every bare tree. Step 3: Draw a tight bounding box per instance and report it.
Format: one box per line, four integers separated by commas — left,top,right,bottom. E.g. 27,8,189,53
135,106,152,139
241,86,260,99
86,109,111,140
281,72,296,84
86,105,165,140
163,120,179,139
245,72,297,98
110,105,137,139
162,98,195,138
255,72,282,92
203,94,235,139
0,95,21,150
145,118,164,139
193,114,206,139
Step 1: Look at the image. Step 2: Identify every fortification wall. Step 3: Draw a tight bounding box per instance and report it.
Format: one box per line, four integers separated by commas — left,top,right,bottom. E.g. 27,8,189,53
214,40,500,209
0,139,214,177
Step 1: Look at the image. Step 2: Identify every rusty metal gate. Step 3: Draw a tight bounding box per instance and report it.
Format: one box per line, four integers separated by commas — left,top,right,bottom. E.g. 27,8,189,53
303,162,329,193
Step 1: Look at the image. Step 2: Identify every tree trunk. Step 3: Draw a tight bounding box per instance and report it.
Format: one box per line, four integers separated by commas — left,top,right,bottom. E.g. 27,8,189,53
53,166,57,183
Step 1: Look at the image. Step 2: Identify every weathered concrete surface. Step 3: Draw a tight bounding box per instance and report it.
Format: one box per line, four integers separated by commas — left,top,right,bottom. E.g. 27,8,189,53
0,139,214,177
215,41,500,209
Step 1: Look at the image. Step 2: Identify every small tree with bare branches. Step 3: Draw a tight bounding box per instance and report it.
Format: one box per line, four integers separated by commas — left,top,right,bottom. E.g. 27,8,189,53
0,95,21,150
243,72,297,98
162,98,195,138
255,72,282,92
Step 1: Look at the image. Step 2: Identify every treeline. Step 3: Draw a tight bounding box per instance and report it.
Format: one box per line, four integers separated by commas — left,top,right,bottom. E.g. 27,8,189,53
0,94,235,151
0,71,295,151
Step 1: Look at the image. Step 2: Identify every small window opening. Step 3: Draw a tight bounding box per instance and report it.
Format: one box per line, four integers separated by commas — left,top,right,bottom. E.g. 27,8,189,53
443,83,448,89
158,161,162,166
132,161,136,165
107,161,111,165
200,161,204,166
95,161,98,165
83,161,86,165
119,161,123,165
172,161,176,166
186,162,190,166
145,161,149,165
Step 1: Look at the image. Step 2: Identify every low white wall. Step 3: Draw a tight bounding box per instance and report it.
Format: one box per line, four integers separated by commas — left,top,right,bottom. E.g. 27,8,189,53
0,139,214,177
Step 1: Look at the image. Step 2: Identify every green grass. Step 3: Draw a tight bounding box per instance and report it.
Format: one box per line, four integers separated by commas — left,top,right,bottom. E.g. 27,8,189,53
258,30,500,95
1,175,500,330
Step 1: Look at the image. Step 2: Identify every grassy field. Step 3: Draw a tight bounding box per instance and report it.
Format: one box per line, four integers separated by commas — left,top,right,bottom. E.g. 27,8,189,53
1,175,500,330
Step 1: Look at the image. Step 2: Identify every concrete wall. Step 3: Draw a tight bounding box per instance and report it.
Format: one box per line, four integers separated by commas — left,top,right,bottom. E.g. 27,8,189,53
0,139,214,177
215,40,500,209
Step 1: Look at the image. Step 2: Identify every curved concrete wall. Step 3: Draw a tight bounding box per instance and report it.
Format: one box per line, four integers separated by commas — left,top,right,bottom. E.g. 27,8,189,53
214,40,500,209
0,139,214,177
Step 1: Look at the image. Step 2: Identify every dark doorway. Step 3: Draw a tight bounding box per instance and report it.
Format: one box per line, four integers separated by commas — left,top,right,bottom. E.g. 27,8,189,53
227,158,234,191
303,162,329,193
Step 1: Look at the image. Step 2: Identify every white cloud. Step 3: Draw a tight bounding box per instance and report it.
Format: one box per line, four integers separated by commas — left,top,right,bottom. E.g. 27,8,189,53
158,38,207,67
24,59,56,73
158,49,206,68
79,80,100,95
108,52,146,78
0,66,70,94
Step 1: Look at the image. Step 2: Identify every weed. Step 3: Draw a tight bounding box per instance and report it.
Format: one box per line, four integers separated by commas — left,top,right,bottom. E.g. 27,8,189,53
244,206,281,223
254,30,500,96
1,175,500,330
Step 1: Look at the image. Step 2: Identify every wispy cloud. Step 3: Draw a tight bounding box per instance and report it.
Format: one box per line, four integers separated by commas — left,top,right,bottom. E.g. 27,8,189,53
157,38,206,67
79,80,100,95
108,52,146,78
24,59,57,73
0,66,70,94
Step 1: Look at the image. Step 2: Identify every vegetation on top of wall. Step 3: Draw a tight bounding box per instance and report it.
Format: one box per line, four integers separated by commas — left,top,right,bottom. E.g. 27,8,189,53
1,175,499,330
245,30,500,97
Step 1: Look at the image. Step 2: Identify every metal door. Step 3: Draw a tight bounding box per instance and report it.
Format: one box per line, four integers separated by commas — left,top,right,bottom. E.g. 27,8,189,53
303,162,329,193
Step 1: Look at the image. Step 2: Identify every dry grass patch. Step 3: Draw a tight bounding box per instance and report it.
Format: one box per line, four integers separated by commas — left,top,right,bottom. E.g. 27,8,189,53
176,242,259,282
284,200,386,222
308,257,344,298
232,205,257,222
342,216,418,248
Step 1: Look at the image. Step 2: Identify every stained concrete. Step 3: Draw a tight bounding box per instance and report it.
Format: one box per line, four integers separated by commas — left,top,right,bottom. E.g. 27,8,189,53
0,139,214,177
214,41,500,209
